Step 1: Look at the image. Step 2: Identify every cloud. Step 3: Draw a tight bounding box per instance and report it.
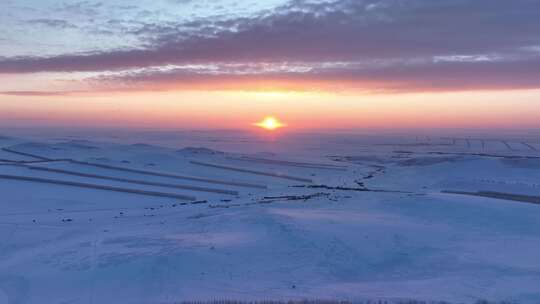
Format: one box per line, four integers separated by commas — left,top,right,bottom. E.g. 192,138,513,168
2,0,540,93
57,1,104,16
27,19,78,29
0,91,74,96
89,56,540,93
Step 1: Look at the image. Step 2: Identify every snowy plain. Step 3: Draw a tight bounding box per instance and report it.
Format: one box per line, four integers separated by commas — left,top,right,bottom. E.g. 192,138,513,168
0,129,539,303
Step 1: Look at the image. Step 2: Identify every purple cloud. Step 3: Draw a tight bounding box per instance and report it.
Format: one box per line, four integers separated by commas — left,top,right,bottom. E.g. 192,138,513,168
88,56,540,93
2,0,540,92
0,91,74,96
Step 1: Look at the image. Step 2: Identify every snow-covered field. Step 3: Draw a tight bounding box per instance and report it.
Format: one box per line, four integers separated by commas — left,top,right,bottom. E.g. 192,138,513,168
1,130,539,303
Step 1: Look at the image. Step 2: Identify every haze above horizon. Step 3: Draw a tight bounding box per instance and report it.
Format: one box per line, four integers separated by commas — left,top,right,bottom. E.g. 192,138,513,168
1,0,540,130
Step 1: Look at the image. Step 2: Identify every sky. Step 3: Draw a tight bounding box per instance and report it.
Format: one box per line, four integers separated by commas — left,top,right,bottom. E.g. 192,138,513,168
1,0,540,131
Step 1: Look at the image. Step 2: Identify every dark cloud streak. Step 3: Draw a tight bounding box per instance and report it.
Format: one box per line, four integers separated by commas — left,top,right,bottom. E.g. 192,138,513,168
94,56,540,93
0,91,74,96
27,18,78,29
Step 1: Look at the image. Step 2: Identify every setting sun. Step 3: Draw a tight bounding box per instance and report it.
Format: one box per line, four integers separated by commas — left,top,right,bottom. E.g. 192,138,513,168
253,116,287,130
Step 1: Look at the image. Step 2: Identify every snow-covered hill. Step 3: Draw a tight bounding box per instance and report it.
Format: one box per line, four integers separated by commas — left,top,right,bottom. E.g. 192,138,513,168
1,132,539,303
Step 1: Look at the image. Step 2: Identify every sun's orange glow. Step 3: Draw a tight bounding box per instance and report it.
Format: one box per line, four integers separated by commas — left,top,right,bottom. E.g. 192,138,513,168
253,116,287,130
2,90,540,130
